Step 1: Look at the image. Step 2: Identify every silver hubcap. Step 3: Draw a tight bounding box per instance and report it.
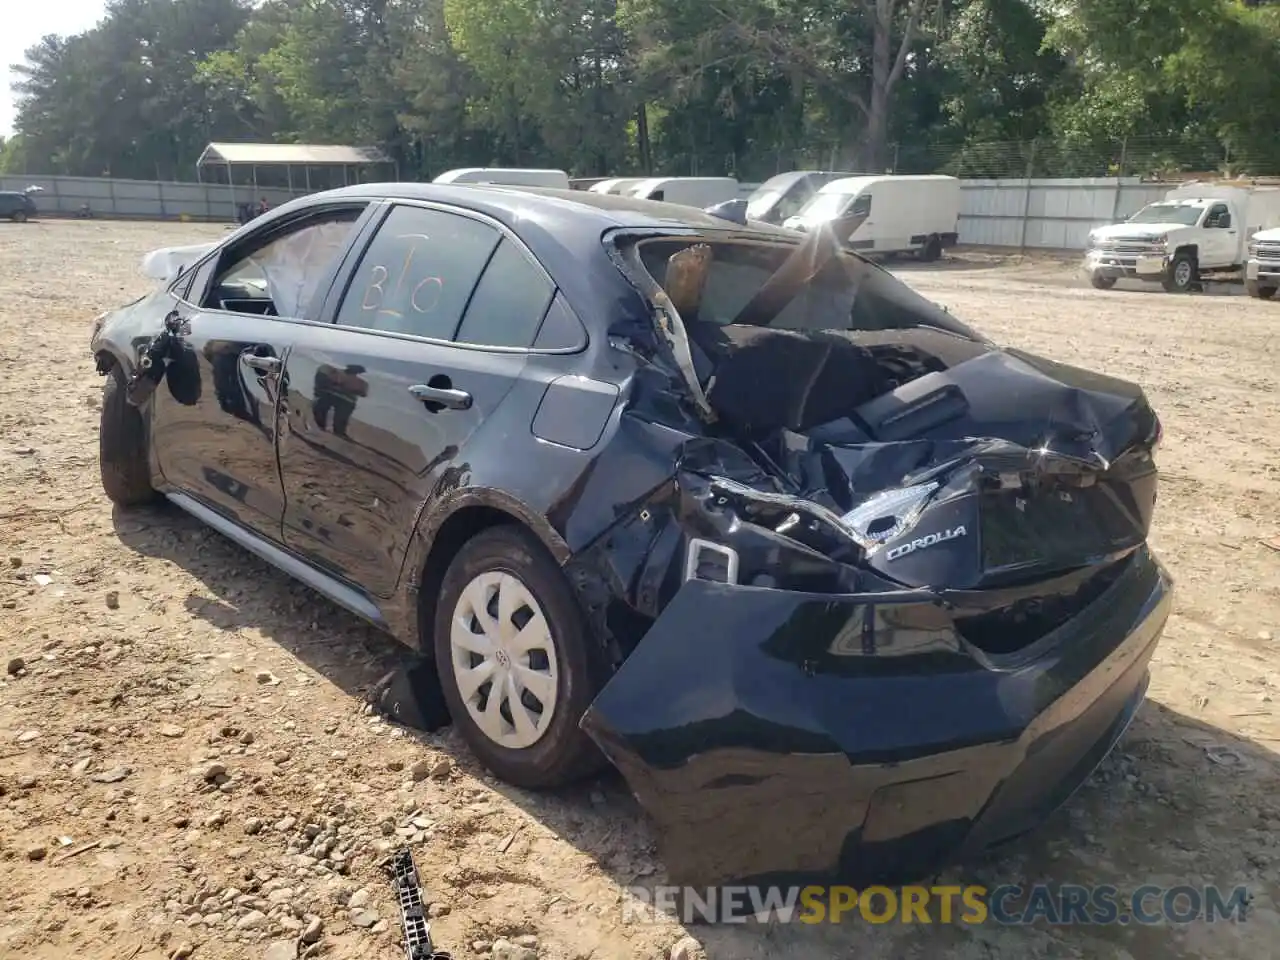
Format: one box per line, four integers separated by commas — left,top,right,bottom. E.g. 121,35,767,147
1175,261,1192,286
449,571,559,749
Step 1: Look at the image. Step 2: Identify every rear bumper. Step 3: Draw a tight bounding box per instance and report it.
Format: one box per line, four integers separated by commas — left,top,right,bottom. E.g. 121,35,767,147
580,546,1171,887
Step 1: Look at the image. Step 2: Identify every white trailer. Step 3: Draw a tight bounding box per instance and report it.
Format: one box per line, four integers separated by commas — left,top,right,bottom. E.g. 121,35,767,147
433,168,570,190
627,177,740,207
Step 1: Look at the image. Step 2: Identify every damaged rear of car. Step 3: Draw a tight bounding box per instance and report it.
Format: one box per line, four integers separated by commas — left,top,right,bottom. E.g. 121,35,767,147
574,214,1171,887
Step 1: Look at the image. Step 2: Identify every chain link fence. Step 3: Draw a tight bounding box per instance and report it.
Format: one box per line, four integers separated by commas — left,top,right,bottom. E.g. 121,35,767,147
895,135,1280,180
718,135,1280,182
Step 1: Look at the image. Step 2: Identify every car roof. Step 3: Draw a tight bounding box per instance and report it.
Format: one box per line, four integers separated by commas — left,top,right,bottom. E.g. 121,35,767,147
305,182,789,235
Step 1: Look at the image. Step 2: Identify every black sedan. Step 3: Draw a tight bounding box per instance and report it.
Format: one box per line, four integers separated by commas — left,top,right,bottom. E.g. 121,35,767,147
90,183,1171,888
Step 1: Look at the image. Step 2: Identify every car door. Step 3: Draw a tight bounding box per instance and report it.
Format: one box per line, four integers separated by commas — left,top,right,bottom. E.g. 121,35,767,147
150,202,373,537
1201,202,1238,267
275,201,556,598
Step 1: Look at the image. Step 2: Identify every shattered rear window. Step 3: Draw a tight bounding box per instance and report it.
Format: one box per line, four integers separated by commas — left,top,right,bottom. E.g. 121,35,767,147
635,237,976,337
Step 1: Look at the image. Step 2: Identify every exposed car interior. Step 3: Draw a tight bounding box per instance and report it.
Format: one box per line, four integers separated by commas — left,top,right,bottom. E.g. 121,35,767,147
636,237,981,437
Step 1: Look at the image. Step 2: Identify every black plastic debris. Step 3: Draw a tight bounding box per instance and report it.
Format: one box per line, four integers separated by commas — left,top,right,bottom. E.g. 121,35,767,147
387,847,452,960
367,657,453,733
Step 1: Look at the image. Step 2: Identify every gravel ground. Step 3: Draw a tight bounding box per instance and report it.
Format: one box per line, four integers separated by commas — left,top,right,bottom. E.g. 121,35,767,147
1,220,1278,960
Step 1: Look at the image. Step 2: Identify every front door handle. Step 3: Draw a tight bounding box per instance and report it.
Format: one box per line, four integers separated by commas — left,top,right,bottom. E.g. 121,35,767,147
409,383,472,410
243,354,280,374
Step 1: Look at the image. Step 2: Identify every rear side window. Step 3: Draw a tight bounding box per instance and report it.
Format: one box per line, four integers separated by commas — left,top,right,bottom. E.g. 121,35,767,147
454,239,555,348
335,205,499,339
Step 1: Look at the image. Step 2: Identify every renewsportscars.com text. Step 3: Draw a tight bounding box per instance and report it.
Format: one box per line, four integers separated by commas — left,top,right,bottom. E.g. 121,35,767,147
622,883,1251,925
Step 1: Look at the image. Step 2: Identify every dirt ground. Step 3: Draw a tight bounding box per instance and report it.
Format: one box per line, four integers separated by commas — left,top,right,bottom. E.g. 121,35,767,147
1,220,1278,960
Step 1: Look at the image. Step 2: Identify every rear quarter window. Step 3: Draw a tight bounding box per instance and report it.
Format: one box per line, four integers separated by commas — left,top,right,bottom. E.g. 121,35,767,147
454,239,555,348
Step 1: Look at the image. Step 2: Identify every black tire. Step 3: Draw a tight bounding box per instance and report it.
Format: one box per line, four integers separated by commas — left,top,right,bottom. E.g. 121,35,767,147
100,364,157,507
1162,252,1197,293
918,234,942,262
12,210,27,223
1246,279,1277,300
433,526,605,788
1090,274,1117,290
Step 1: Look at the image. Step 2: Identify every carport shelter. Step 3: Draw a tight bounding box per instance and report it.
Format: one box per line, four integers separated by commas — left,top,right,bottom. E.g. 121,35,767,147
196,142,397,207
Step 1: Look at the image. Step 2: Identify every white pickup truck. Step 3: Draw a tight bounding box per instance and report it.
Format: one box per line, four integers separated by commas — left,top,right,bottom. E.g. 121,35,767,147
1084,181,1280,292
1245,228,1280,299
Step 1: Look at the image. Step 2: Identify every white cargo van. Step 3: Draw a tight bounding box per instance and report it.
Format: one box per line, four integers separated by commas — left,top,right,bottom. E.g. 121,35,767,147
589,177,647,195
783,174,961,260
627,177,739,207
432,168,571,190
1085,180,1280,292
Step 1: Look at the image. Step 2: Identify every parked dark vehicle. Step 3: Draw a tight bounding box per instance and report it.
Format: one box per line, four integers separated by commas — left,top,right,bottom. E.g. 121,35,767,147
0,185,41,222
90,184,1171,888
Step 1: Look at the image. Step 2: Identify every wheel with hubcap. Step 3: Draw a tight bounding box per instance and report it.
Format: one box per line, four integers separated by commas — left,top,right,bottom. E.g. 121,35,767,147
1162,252,1197,293
1090,274,1117,290
12,209,27,223
433,526,604,788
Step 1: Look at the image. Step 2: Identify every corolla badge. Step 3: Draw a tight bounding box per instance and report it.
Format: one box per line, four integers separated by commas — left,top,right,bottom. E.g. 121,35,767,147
885,525,968,561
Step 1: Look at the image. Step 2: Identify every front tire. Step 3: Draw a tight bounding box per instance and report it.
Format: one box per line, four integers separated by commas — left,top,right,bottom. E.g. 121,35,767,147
433,526,604,788
1162,252,1197,293
11,210,27,223
1246,279,1276,300
1090,274,1117,290
100,364,157,507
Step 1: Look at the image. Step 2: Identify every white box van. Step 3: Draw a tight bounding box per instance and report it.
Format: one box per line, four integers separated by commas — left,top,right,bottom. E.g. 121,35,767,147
783,174,961,260
628,177,740,208
432,168,571,190
589,177,648,196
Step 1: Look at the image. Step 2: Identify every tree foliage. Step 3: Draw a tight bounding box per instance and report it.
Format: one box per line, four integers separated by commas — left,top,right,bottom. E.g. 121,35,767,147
6,0,1280,179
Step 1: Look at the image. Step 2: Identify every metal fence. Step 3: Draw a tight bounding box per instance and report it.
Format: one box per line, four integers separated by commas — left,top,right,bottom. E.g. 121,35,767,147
958,178,1172,251
1,171,1189,253
0,174,308,221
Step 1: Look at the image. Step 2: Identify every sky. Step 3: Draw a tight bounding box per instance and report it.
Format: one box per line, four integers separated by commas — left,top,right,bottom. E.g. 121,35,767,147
2,0,108,137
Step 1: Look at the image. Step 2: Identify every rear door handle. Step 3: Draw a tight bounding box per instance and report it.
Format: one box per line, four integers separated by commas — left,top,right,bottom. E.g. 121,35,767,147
243,354,280,374
409,383,472,410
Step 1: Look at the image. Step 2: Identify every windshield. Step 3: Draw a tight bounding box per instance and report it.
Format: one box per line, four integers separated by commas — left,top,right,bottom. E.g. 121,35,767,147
745,191,782,219
1127,203,1203,226
796,191,853,221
